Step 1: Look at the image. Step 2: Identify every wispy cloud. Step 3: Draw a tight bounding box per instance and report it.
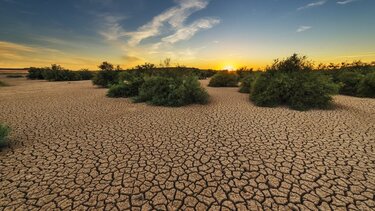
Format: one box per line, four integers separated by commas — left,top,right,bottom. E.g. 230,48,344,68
126,0,210,46
0,41,61,54
161,18,220,44
99,15,127,41
0,41,97,69
98,0,219,66
99,0,219,46
337,0,359,5
297,1,327,10
336,52,375,59
0,41,35,53
297,26,312,32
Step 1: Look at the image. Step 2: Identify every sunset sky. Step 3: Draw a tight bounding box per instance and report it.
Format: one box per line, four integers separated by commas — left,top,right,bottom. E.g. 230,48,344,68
0,0,374,70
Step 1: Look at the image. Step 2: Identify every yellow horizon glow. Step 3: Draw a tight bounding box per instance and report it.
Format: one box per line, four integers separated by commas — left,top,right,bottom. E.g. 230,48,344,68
223,65,235,71
2,57,375,71
1,38,375,71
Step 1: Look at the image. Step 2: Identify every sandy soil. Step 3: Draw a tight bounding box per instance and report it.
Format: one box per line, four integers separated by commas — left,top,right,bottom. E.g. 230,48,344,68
0,78,374,210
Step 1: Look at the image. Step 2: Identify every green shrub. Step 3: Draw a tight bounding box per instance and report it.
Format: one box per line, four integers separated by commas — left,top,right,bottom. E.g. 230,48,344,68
251,54,339,111
28,66,93,81
136,76,208,107
236,67,254,80
0,124,11,147
287,73,339,110
118,71,143,84
107,71,145,98
337,71,364,96
0,80,8,87
239,73,258,93
92,62,119,88
107,83,132,98
208,71,239,87
357,72,375,98
168,76,209,106
92,70,119,87
268,53,313,73
136,77,178,105
251,72,292,107
193,69,216,79
77,69,94,80
27,67,47,79
42,65,81,81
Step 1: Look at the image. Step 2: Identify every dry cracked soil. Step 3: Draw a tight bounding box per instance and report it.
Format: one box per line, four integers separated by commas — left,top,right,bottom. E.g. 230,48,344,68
0,77,374,211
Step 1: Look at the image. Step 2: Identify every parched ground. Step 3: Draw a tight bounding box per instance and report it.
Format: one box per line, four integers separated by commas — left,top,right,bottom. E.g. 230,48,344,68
0,77,374,210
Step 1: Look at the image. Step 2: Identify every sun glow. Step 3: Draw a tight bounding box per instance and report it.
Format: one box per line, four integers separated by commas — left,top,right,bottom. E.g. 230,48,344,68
223,65,235,71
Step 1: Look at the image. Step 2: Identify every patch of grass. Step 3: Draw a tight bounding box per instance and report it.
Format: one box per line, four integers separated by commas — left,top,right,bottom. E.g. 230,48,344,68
0,123,11,147
208,71,239,87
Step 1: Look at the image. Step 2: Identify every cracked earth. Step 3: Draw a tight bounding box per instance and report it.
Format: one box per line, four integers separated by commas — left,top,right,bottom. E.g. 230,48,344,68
0,77,375,210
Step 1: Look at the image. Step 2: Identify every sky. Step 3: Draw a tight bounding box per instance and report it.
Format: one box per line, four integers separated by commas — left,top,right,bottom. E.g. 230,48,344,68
0,0,374,70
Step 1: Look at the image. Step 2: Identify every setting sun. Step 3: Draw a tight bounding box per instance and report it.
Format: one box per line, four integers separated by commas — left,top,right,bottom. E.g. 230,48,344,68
223,65,235,71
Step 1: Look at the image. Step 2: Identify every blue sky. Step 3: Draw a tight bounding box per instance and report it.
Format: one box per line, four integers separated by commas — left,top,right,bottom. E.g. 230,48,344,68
0,0,374,69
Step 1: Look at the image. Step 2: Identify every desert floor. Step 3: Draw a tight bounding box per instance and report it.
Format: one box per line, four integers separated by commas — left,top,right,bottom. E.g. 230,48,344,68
0,77,374,210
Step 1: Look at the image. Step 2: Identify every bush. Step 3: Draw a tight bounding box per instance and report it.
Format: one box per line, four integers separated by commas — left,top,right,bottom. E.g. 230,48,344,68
337,71,364,96
268,53,313,72
135,76,174,105
168,76,209,106
193,69,216,79
239,73,258,93
107,71,145,98
107,83,133,98
76,69,94,80
107,74,144,98
92,62,119,88
251,72,293,107
135,76,209,107
106,69,210,106
0,80,8,87
287,73,339,110
42,65,81,81
27,67,47,79
251,54,339,111
27,65,91,81
236,67,254,80
357,72,375,98
208,71,239,87
0,124,11,147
